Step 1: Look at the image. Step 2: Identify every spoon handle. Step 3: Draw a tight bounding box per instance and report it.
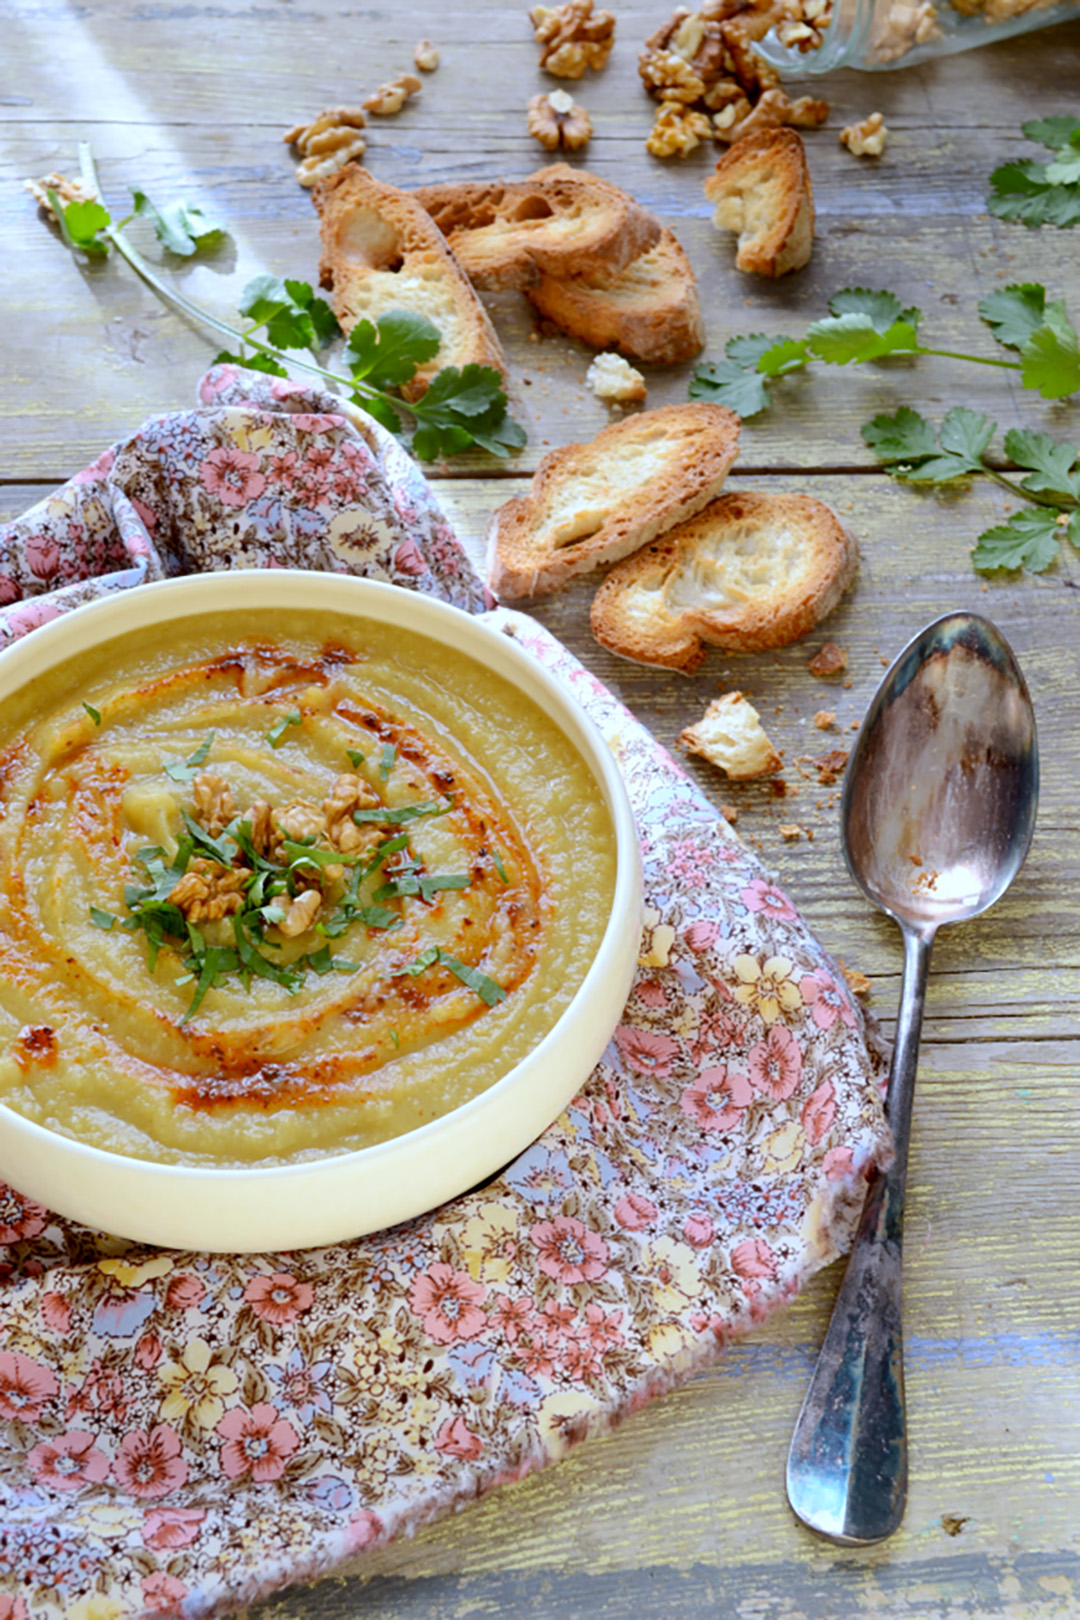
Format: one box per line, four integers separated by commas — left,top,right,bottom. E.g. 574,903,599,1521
785,927,931,1545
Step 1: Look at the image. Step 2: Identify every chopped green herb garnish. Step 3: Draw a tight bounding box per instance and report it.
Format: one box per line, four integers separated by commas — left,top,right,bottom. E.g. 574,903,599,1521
493,850,509,883
351,797,451,826
399,947,507,1006
379,743,397,781
390,1030,400,1049
346,748,366,768
83,703,102,726
165,732,215,785
89,907,116,930
266,710,303,748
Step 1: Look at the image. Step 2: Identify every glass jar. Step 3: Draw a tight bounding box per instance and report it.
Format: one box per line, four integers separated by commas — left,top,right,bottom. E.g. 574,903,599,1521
754,0,1080,70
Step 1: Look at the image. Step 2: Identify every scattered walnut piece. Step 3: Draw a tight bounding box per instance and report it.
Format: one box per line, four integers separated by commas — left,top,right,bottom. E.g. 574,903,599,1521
639,6,830,152
840,111,888,157
363,73,423,116
527,89,594,150
323,773,380,855
413,37,440,71
277,888,322,938
168,858,248,924
192,772,236,838
639,47,707,103
808,641,847,678
530,0,616,76
778,823,806,840
24,171,96,220
839,960,872,997
647,99,714,157
283,108,367,187
720,803,739,823
586,352,648,403
813,710,836,730
869,0,940,59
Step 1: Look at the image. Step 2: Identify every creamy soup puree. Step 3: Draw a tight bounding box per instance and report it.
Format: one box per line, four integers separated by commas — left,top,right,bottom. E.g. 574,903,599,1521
0,611,616,1166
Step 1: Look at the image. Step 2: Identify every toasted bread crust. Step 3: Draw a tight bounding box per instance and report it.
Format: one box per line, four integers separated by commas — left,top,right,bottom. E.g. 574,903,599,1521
704,127,814,278
589,490,858,671
487,403,741,600
312,165,507,400
526,227,706,364
412,163,663,290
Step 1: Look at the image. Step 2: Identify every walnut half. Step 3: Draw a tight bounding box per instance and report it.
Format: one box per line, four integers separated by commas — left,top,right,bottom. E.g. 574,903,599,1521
168,858,249,924
530,0,616,77
527,89,593,150
283,108,367,188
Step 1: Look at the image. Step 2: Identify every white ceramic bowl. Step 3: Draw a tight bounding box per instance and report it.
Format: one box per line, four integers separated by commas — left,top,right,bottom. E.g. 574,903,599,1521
0,573,642,1251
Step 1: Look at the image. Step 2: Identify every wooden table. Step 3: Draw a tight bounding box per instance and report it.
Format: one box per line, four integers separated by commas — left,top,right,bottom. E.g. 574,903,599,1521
3,4,1079,1615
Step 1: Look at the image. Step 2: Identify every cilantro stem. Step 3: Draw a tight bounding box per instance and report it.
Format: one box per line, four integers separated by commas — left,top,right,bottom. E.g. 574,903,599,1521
74,141,523,457
982,467,1077,509
912,345,1022,373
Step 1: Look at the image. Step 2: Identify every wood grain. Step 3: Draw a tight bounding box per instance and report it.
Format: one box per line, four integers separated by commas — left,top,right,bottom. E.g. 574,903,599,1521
4,2,1080,1615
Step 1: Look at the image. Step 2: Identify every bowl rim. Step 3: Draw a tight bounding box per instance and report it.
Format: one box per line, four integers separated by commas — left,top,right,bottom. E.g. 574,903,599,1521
0,572,641,1201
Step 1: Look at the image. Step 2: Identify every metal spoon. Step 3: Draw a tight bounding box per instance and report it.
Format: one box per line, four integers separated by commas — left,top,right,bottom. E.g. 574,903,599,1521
786,611,1038,1545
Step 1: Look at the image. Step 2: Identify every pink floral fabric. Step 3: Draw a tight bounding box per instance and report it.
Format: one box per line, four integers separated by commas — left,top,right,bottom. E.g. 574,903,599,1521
0,369,890,1619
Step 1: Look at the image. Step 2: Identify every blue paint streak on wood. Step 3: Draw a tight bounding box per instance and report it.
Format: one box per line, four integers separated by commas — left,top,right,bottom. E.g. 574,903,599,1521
263,1550,1080,1618
702,1329,1078,1382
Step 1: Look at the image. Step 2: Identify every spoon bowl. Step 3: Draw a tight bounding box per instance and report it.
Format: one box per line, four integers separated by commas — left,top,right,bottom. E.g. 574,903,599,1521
786,612,1038,1545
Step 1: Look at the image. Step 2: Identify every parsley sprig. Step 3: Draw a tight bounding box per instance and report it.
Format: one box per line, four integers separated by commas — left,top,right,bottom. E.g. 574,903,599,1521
863,407,1080,573
689,284,1080,419
42,143,526,463
988,116,1080,229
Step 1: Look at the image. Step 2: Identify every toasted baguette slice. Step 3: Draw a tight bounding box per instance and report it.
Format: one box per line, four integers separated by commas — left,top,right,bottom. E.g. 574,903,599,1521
526,227,706,365
704,128,814,278
590,491,857,672
680,693,783,780
313,165,507,400
411,163,662,290
487,404,740,600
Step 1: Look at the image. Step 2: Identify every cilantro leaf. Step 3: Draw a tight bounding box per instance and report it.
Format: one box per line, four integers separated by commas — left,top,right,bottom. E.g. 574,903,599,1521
283,278,340,346
978,283,1047,349
52,193,111,258
988,122,1080,228
971,510,1064,573
379,743,396,781
1020,301,1080,398
346,311,441,389
1003,428,1080,500
688,360,772,418
409,365,524,461
861,406,940,463
131,190,226,257
89,907,117,930
806,314,921,365
863,407,994,482
212,347,290,378
353,390,405,434
828,288,922,333
756,338,811,377
1023,116,1080,150
725,333,787,368
83,702,102,725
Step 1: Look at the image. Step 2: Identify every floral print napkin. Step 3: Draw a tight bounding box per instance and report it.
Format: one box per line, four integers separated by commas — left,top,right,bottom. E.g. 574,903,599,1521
0,367,890,1620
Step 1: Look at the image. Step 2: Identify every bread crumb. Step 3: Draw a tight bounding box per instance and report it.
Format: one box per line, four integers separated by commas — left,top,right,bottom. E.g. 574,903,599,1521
679,692,783,780
778,823,805,840
839,960,871,997
813,747,849,785
720,803,738,823
808,641,846,678
585,352,647,404
813,710,835,730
